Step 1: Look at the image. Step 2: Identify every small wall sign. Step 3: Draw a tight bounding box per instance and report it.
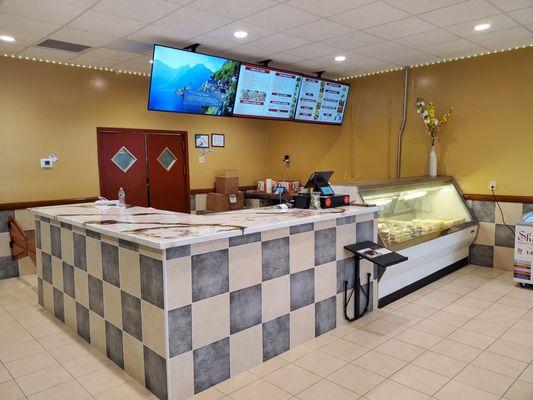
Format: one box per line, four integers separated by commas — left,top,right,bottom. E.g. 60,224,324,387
195,134,209,148
211,133,225,148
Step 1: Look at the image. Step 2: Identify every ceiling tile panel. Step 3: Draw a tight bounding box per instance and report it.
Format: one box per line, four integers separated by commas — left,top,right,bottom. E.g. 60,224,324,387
353,41,410,57
286,43,342,58
487,0,533,12
156,7,234,36
468,26,532,46
105,39,154,54
366,16,436,39
0,0,85,25
127,25,193,47
330,1,410,30
286,19,354,41
49,27,118,47
246,33,309,52
204,22,274,45
421,38,486,57
447,14,518,38
320,31,384,50
0,12,60,38
286,0,375,17
189,0,279,19
509,7,533,25
419,0,501,27
69,10,146,37
394,28,459,48
18,46,78,61
93,0,181,23
375,48,441,64
241,4,320,31
384,0,467,15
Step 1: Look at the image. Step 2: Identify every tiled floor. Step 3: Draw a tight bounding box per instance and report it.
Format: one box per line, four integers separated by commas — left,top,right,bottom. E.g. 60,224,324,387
2,266,533,400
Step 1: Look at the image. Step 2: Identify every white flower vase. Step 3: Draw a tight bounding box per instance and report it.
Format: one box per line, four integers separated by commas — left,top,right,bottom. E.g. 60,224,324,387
429,145,437,177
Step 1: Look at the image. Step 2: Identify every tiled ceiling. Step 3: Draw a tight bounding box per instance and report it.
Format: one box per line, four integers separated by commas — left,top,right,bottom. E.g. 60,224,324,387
0,0,532,78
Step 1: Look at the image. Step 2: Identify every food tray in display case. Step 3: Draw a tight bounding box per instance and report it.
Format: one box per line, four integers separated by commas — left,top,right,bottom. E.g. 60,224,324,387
356,177,477,251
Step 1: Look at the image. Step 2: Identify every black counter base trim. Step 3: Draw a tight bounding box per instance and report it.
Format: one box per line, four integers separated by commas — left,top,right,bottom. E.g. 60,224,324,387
378,257,469,308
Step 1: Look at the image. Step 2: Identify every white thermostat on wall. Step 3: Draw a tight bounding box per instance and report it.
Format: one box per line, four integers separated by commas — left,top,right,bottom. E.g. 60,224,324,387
40,158,53,169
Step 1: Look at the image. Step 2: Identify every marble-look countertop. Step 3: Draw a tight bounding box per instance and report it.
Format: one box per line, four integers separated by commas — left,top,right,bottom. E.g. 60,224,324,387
30,203,378,249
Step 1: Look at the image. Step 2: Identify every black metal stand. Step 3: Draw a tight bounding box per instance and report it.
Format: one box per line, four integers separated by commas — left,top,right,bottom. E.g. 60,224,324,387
343,255,372,321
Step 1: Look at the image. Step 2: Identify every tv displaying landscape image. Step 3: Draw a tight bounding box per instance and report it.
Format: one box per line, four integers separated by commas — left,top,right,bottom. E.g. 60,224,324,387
148,45,240,116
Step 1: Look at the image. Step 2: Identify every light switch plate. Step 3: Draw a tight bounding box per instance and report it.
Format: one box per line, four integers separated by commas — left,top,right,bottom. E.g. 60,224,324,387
198,156,205,164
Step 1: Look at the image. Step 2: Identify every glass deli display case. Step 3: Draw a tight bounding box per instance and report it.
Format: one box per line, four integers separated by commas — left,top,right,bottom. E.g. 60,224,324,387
333,176,478,307
357,177,476,250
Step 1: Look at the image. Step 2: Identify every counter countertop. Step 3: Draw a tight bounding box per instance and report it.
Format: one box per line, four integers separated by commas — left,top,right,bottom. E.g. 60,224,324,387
30,203,378,250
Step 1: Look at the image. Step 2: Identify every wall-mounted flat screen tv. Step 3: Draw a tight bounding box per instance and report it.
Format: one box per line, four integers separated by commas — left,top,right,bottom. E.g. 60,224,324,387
233,64,302,120
294,77,350,124
148,45,240,116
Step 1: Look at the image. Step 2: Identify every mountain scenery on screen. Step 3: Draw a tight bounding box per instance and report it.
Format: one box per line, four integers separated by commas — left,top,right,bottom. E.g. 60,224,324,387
148,46,240,116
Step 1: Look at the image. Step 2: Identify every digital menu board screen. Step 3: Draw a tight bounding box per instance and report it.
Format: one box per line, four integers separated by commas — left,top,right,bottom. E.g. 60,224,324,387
233,64,302,119
294,78,349,124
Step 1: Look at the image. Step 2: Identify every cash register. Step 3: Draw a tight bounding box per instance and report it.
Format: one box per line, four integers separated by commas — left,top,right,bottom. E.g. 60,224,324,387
294,171,350,209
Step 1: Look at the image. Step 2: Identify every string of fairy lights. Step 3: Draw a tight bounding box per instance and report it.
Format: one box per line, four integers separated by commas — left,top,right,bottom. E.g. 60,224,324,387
2,41,533,80
335,42,533,81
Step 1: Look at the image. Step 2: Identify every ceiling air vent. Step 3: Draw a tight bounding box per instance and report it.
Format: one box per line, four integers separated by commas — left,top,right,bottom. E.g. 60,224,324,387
37,39,90,53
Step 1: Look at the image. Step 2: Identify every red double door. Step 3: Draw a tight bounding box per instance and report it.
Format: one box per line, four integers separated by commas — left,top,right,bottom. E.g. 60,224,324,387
97,129,190,213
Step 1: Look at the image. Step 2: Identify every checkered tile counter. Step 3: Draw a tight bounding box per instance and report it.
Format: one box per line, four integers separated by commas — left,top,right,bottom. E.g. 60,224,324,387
32,207,378,400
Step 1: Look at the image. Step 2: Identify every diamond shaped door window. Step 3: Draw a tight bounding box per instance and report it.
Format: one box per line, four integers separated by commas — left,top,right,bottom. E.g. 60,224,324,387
158,147,177,171
111,146,137,173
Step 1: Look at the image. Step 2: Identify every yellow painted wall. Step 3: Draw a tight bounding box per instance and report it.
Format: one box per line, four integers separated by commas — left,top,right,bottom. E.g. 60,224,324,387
0,57,268,203
266,47,533,196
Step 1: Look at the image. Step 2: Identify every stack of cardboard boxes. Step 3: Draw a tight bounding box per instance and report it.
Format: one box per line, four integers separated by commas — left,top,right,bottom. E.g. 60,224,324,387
206,170,244,212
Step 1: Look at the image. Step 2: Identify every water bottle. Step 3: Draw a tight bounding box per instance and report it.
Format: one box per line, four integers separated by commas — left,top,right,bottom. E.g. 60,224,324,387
118,187,126,207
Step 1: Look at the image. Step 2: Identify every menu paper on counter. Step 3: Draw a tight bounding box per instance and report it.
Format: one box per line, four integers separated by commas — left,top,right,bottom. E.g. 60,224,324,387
295,77,349,124
514,224,533,281
234,65,302,119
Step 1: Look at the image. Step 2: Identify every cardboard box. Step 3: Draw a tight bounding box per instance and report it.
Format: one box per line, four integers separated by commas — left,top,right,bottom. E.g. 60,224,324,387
206,192,244,212
216,169,239,194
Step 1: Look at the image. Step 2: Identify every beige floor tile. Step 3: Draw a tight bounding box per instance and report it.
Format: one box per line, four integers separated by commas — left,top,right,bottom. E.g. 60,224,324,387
365,379,429,400
364,318,408,337
320,338,368,362
391,364,449,396
15,365,73,396
230,378,291,400
305,333,337,349
0,339,46,363
5,351,58,378
250,357,288,377
28,380,91,400
430,338,482,362
460,318,508,338
0,364,10,384
471,351,527,378
279,344,314,362
447,328,496,349
37,330,79,350
328,363,383,395
428,310,470,327
441,303,480,318
189,387,225,400
264,364,320,395
297,379,359,400
381,311,422,328
455,364,514,396
77,365,133,395
215,371,258,395
328,324,357,338
519,364,533,383
501,328,533,347
434,379,499,400
0,380,26,400
294,350,346,377
411,351,466,378
397,303,438,318
352,350,406,377
505,380,533,400
374,339,425,362
344,329,388,349
26,322,64,339
411,319,457,337
94,379,156,399
476,304,526,327
62,352,112,378
395,328,441,349
49,340,93,363
487,339,533,363
453,295,493,310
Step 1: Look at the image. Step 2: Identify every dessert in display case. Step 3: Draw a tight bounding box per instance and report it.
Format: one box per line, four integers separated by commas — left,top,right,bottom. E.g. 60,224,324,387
333,177,479,306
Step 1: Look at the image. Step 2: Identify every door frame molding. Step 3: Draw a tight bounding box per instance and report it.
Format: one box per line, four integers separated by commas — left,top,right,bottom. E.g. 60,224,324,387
96,127,191,213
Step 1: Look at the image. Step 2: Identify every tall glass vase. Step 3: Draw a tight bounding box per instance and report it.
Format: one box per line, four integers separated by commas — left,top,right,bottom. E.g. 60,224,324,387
429,145,437,177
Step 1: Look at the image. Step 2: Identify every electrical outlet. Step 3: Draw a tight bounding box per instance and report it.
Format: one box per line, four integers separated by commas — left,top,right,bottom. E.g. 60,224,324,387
198,156,205,164
489,181,497,191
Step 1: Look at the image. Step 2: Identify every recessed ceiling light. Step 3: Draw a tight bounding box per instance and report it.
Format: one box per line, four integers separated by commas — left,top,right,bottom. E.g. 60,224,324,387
334,55,346,62
474,23,491,31
233,31,248,39
0,35,15,42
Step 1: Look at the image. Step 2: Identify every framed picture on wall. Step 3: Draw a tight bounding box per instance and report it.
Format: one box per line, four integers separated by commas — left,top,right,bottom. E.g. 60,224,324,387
195,134,209,148
211,133,225,148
